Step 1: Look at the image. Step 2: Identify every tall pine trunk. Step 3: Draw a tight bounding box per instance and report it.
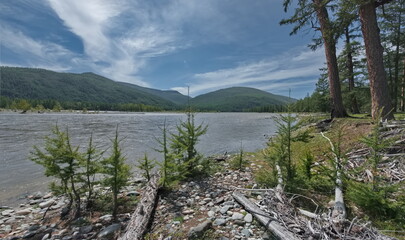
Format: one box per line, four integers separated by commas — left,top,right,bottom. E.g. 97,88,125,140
359,2,394,120
393,11,402,111
345,27,360,114
313,0,348,118
401,58,405,111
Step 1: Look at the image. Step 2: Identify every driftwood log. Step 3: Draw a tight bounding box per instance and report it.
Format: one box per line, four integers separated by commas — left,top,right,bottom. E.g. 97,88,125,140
232,191,300,240
119,173,160,240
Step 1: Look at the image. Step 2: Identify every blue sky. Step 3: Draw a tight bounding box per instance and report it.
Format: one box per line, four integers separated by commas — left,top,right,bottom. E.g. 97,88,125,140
0,0,326,99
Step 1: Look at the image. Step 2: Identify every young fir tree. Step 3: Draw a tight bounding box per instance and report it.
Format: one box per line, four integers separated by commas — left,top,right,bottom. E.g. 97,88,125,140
155,119,179,188
136,153,156,182
101,126,131,220
272,111,310,183
79,133,103,209
361,109,392,191
170,110,207,176
31,125,82,218
231,141,246,171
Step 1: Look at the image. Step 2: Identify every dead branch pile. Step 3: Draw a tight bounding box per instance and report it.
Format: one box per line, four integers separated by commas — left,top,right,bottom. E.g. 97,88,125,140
346,122,405,184
241,189,397,240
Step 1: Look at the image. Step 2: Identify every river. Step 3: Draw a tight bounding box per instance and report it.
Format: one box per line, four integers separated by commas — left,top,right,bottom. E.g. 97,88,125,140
0,112,278,206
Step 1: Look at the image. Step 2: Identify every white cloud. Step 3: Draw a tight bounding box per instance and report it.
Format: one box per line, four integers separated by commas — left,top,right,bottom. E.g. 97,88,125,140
172,47,325,96
0,26,74,71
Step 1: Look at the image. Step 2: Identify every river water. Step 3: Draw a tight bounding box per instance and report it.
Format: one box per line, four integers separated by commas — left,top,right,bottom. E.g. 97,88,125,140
0,112,278,206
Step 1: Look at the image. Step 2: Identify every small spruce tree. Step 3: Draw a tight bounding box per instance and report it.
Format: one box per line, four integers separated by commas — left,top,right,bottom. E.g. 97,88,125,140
155,119,180,188
170,110,207,176
136,153,156,181
101,126,131,220
31,125,82,218
79,133,103,208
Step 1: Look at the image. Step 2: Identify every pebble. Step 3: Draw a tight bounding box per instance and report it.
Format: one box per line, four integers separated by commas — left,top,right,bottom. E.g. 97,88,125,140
232,212,244,220
2,209,14,216
244,213,253,223
15,208,32,216
39,200,55,208
213,218,227,226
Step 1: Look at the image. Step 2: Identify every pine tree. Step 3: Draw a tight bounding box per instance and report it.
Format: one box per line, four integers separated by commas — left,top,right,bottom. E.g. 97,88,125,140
170,110,207,176
101,126,131,219
136,153,156,181
281,0,348,118
155,119,180,188
79,133,103,209
31,125,82,218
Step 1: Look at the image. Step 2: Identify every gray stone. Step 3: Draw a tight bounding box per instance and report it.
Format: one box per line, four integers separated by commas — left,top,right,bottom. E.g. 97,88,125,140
16,208,32,215
234,219,245,226
39,200,55,208
182,209,194,215
79,225,93,234
241,229,251,237
41,233,50,240
213,218,227,226
22,231,37,239
232,212,244,220
188,220,212,239
215,197,225,205
220,206,230,214
2,209,14,216
207,210,215,218
262,232,271,240
126,191,140,197
244,213,253,223
223,201,235,206
97,223,121,240
99,214,113,222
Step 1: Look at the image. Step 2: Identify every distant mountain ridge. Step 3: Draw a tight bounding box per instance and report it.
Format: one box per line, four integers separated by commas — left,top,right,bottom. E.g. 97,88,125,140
0,66,294,112
191,87,295,112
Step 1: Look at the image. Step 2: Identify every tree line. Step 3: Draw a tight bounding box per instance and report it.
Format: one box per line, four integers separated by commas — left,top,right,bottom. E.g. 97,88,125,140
283,0,404,120
0,96,163,112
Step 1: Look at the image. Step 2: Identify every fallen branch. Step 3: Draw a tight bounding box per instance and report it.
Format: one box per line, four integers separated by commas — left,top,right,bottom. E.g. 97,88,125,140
119,173,160,240
232,191,300,240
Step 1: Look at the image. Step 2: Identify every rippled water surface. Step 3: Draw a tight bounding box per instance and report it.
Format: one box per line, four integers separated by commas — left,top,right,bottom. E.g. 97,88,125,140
0,112,278,206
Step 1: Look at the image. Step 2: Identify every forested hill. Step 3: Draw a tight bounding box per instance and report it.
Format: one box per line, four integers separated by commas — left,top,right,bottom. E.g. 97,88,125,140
0,67,183,109
191,87,295,112
0,67,294,112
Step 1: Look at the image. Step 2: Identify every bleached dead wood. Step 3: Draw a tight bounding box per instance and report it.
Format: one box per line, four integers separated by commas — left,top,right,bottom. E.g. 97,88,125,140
321,132,346,221
232,191,300,240
119,173,160,240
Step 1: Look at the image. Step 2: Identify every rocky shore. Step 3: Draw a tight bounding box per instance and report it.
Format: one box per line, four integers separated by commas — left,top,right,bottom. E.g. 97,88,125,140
1,156,270,240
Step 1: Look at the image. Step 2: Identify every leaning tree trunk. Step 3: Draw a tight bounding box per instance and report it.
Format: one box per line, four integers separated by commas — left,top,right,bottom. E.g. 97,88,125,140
359,2,394,120
314,0,348,118
345,26,360,114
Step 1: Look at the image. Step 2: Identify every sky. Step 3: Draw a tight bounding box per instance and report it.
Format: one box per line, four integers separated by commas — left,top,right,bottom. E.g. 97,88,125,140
0,0,326,99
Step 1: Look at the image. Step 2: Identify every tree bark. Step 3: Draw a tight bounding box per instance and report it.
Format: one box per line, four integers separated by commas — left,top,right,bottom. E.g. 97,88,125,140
401,58,405,112
393,10,402,112
345,27,360,114
359,2,394,120
232,191,300,240
313,0,348,118
119,174,160,240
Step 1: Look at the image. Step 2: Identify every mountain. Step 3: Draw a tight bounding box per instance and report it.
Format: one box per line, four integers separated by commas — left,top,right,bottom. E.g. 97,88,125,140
0,67,294,112
0,67,181,109
118,82,189,105
191,87,295,112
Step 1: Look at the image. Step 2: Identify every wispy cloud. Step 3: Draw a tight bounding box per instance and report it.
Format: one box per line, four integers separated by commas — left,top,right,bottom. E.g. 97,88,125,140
0,26,74,71
172,47,325,96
